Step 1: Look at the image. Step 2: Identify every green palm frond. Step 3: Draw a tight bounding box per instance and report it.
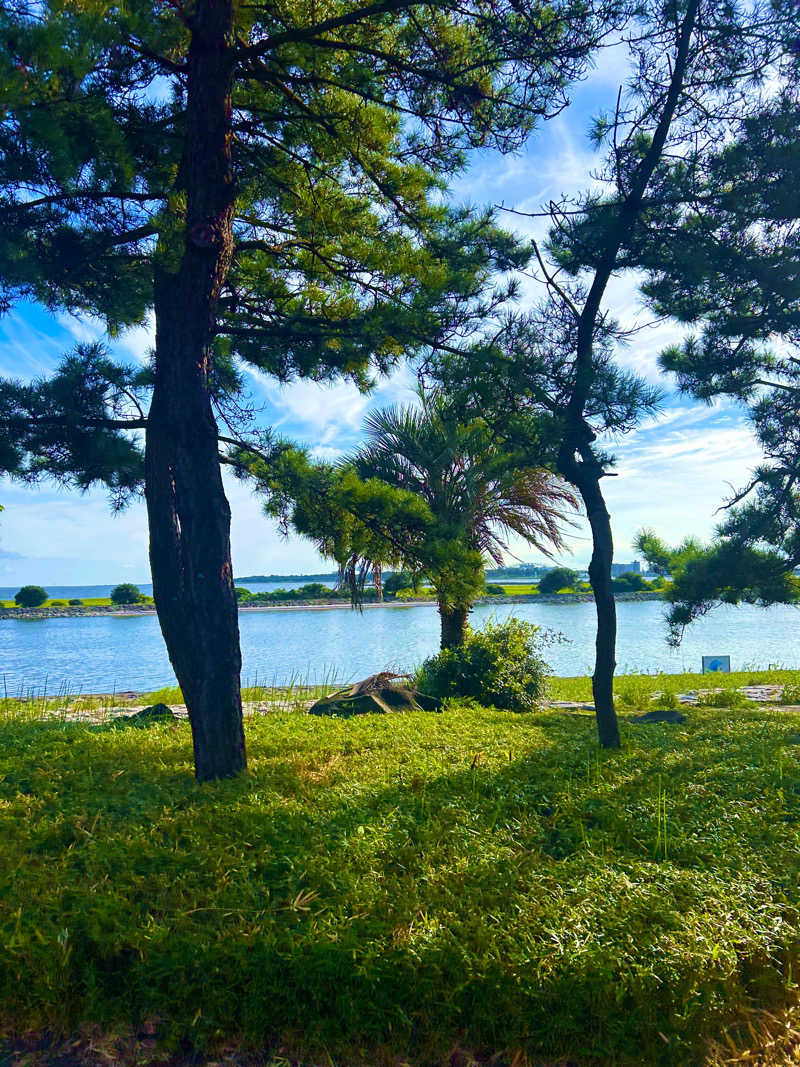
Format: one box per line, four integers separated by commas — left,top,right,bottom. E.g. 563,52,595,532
349,393,577,571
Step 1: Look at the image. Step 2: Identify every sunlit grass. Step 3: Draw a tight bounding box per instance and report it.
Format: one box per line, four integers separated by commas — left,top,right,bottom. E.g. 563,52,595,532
498,583,540,595
548,667,800,705
1,699,800,1064
0,668,348,724
2,668,798,726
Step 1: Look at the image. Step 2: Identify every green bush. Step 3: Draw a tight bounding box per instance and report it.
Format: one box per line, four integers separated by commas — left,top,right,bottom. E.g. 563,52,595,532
650,689,679,710
780,684,800,705
13,585,48,607
110,583,142,605
68,598,83,606
416,618,549,712
50,600,68,607
538,567,578,595
612,571,648,592
298,582,332,598
383,570,419,597
235,587,253,601
484,583,505,595
697,689,755,709
615,678,655,709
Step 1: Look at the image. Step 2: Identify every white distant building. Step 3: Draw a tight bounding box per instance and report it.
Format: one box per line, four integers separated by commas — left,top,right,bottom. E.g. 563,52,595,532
610,561,641,577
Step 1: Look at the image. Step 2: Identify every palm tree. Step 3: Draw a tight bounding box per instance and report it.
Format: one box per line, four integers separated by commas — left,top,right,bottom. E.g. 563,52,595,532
350,394,577,648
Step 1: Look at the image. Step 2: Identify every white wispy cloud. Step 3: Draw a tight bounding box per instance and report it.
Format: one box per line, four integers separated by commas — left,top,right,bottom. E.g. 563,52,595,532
246,363,418,453
0,49,774,583
0,308,67,379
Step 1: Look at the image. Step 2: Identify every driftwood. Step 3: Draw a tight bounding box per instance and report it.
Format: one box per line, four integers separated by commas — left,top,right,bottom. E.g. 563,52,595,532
309,673,442,717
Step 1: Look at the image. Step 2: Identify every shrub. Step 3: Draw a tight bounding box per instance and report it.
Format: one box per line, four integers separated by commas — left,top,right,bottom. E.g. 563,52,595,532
299,582,331,598
780,684,800,705
235,587,253,601
697,689,755,709
650,689,680,710
50,600,68,607
14,585,48,607
416,618,550,712
612,571,648,592
538,567,578,595
110,583,142,605
615,678,654,709
485,583,505,595
383,570,419,597
67,598,83,606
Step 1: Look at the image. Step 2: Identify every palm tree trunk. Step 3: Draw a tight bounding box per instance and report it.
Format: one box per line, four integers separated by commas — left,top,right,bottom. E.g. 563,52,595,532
439,604,469,649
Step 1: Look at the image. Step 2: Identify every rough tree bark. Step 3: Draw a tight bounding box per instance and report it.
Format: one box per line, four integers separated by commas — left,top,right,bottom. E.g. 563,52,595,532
576,470,620,748
145,0,246,781
558,439,621,748
555,0,698,750
439,604,469,649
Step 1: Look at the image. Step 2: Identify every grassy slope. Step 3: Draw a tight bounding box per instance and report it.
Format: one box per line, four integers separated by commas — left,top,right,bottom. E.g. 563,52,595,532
2,695,800,1064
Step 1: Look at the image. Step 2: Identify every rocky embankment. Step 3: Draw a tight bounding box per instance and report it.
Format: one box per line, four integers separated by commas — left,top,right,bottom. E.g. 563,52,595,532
0,603,155,620
0,588,664,621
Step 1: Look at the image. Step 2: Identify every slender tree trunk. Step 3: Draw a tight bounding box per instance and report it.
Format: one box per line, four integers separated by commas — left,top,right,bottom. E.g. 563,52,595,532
577,475,620,749
145,0,245,781
558,438,621,749
439,604,469,649
551,0,698,751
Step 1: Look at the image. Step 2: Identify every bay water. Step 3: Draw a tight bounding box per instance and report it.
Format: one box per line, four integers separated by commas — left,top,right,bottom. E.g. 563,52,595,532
1,598,798,696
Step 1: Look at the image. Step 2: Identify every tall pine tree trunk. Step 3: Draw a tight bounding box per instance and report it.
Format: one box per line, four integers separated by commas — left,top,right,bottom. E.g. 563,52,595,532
552,0,697,752
578,475,620,749
439,604,469,649
145,0,245,781
559,439,621,749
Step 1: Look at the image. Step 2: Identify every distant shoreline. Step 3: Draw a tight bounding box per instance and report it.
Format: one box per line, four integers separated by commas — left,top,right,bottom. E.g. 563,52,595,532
0,590,663,621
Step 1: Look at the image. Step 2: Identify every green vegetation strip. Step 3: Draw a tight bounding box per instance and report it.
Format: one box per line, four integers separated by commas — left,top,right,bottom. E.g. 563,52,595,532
2,693,800,1063
548,667,800,704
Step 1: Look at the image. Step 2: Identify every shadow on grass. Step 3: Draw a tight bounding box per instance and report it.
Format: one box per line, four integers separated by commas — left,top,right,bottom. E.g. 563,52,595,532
0,707,799,1065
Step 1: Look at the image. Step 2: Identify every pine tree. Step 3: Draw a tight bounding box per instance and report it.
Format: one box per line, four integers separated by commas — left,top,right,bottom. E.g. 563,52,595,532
635,528,799,645
627,91,800,635
434,0,797,747
0,0,602,778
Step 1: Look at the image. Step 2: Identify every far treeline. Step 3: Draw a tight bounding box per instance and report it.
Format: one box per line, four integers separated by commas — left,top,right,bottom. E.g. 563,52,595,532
1,0,798,778
6,568,660,609
234,569,662,603
8,583,152,608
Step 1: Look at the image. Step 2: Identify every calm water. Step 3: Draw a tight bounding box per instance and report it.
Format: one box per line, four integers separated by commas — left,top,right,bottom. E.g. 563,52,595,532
1,599,799,695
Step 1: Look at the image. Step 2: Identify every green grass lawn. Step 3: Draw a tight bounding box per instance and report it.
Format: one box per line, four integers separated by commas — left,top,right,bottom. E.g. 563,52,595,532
2,689,800,1064
0,597,154,609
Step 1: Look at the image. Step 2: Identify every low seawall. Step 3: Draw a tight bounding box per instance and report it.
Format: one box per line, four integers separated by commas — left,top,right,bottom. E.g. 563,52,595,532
0,589,664,621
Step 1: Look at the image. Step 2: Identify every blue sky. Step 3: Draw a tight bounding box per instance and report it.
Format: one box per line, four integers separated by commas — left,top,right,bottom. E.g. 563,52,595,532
0,45,763,586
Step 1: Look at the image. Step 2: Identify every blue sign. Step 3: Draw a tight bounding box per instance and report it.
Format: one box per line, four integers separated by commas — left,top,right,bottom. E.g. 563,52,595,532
702,655,731,674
